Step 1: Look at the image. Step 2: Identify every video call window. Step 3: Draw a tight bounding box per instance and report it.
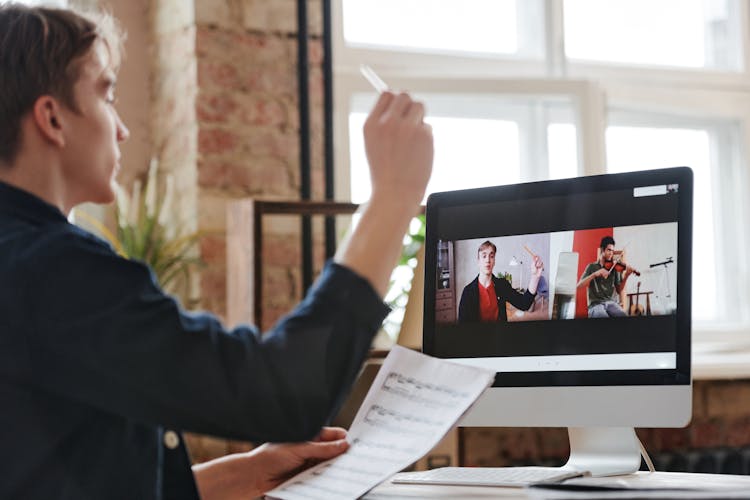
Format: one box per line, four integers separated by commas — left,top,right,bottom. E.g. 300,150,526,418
437,222,678,325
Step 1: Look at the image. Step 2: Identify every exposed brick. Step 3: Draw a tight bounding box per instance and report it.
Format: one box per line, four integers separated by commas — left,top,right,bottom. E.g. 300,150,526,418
263,265,301,308
203,297,227,321
245,128,299,164
195,0,233,27
198,128,240,155
707,381,750,419
458,381,750,467
241,0,298,34
689,420,724,449
231,31,294,65
198,59,243,91
262,305,295,332
308,39,323,65
726,417,750,447
264,234,302,267
198,157,294,196
502,428,540,462
692,380,709,420
193,0,327,347
197,160,228,189
636,428,658,453
245,66,297,96
239,96,289,127
195,25,233,58
197,93,239,123
200,266,227,308
308,67,324,105
653,428,690,452
199,234,226,264
461,428,505,467
536,428,569,459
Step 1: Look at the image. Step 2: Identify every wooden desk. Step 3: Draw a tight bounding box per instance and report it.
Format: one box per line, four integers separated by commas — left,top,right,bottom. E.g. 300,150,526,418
365,471,750,498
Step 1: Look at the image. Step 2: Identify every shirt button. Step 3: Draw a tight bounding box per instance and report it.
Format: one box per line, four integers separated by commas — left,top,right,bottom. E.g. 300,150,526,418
163,430,180,450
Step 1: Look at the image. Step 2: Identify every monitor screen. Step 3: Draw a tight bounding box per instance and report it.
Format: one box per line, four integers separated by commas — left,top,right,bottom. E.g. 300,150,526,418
423,167,692,391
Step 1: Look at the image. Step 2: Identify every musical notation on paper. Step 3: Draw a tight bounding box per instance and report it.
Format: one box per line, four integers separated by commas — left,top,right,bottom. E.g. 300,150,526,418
267,346,495,500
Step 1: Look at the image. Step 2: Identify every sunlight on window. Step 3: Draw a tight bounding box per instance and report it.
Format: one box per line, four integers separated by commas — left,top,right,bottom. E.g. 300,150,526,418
15,0,67,5
548,123,578,180
606,127,714,321
349,113,521,204
343,0,517,55
564,0,731,68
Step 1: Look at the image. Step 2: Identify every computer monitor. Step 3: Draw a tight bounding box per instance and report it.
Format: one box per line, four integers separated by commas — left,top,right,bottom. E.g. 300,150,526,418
423,167,692,476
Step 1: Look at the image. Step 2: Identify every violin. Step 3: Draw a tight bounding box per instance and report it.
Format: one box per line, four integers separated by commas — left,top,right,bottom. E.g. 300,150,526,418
603,259,640,276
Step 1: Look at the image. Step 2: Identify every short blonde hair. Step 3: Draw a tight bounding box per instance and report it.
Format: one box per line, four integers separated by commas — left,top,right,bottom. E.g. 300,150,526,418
477,240,496,257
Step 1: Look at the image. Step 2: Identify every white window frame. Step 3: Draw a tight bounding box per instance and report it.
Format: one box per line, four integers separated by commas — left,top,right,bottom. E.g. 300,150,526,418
333,0,750,349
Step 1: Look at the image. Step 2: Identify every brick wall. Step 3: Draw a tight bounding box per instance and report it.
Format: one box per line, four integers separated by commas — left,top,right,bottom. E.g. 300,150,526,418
195,0,326,326
461,379,750,469
186,0,327,460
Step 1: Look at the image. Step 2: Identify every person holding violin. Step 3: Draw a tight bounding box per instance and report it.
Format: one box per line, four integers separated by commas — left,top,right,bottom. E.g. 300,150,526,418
577,236,638,318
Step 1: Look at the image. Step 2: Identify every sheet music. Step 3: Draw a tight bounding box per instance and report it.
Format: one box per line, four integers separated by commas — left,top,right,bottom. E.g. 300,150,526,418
267,345,495,500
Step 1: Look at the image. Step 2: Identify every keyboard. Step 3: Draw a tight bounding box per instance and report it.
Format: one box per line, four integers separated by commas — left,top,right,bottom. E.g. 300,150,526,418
391,466,585,488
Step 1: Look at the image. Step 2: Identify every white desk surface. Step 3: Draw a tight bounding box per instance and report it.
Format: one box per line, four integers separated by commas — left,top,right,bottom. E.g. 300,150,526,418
364,471,750,499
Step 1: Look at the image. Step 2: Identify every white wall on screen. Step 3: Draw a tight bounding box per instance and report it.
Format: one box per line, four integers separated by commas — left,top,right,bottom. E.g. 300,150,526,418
614,223,678,315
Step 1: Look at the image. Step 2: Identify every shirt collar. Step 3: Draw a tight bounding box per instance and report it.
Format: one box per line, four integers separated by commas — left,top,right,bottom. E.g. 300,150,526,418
0,181,68,225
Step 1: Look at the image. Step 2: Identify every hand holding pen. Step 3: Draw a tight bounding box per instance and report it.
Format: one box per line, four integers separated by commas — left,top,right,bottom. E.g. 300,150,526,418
332,66,434,297
359,65,433,205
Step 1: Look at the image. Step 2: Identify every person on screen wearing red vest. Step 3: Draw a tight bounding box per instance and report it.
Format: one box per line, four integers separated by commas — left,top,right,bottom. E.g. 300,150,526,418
458,240,543,323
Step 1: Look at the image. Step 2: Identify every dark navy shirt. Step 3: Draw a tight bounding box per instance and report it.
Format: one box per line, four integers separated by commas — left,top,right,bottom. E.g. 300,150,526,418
0,181,389,499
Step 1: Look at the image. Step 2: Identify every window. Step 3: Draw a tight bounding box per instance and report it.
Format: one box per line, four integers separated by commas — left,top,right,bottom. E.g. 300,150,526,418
341,0,544,60
606,125,716,321
564,0,741,70
335,0,750,341
15,0,67,5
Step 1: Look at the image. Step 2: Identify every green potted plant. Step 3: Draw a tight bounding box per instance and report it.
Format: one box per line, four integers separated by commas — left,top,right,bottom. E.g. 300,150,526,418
75,160,202,307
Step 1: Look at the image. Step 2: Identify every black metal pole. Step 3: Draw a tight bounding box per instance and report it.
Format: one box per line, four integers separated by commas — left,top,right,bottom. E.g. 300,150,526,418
297,0,313,292
322,0,337,259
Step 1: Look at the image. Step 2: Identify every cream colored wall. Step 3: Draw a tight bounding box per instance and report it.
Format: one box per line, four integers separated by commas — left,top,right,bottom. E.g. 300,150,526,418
100,0,153,186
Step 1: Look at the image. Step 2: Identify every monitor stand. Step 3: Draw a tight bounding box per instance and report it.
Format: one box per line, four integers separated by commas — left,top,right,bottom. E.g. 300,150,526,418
392,426,646,487
564,427,643,477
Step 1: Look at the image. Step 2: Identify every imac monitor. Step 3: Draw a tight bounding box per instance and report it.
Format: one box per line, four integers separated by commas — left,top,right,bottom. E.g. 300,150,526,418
423,167,692,476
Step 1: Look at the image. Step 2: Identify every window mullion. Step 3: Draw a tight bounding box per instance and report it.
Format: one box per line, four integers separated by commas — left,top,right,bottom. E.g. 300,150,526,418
577,81,607,176
712,122,750,324
545,0,567,78
518,103,549,182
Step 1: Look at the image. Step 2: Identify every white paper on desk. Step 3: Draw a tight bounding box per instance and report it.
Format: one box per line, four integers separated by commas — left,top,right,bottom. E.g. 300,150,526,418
527,487,750,499
526,472,750,499
560,472,750,491
266,345,495,500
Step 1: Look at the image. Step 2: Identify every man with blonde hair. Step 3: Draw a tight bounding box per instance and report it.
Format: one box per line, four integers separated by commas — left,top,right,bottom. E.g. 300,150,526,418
0,3,433,499
458,240,543,323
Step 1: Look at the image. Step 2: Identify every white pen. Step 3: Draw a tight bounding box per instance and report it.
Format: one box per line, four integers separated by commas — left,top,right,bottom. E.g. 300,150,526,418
360,64,389,93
